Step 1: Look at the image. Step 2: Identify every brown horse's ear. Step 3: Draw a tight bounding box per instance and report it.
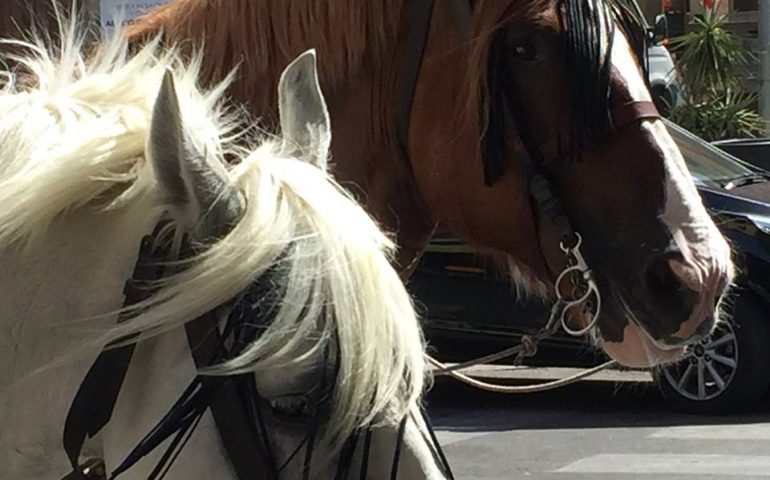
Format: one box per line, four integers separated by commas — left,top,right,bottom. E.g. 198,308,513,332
277,49,332,171
479,31,530,186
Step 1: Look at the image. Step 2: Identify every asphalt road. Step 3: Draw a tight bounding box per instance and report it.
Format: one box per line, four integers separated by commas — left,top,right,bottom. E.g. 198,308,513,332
425,369,770,479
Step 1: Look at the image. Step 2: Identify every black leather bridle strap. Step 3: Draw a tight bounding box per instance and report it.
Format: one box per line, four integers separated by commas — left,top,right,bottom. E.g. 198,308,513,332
417,405,455,480
389,417,409,480
334,430,360,480
62,229,171,480
62,230,274,480
359,428,373,478
395,0,435,153
184,310,276,479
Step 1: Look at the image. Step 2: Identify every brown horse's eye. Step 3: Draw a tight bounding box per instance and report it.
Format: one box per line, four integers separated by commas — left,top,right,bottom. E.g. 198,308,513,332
510,44,537,61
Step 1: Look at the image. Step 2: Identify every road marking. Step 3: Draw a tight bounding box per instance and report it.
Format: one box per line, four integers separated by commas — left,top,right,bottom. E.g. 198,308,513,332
649,424,770,440
556,454,770,475
435,430,494,446
434,408,522,446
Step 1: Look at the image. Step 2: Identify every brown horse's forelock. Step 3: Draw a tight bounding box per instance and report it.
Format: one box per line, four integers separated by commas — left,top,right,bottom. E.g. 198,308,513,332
559,0,650,153
464,0,553,128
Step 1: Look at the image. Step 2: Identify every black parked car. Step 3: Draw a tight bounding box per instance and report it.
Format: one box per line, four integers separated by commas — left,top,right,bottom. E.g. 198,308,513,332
410,119,770,414
713,137,770,173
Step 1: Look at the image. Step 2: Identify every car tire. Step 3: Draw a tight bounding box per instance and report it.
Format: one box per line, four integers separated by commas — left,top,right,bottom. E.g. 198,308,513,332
654,291,770,414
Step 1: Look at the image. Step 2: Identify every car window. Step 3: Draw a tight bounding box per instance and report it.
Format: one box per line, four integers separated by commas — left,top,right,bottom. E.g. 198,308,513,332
663,119,759,185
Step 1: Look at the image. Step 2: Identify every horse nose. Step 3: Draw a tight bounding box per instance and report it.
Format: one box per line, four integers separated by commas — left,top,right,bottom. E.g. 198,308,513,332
644,251,730,344
644,253,697,303
643,252,712,341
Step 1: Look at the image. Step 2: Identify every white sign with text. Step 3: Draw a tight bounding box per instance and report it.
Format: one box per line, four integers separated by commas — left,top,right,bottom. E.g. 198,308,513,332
99,0,169,34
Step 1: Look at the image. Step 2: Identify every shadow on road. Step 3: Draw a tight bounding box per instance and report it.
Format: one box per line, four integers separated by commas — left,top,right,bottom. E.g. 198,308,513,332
425,376,770,433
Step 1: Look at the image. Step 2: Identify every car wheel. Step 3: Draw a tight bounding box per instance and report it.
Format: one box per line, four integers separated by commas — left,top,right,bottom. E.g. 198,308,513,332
655,292,770,414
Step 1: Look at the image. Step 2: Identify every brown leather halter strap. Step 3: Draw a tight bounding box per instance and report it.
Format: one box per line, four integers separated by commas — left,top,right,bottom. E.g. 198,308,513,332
537,100,661,165
395,0,436,151
611,100,661,130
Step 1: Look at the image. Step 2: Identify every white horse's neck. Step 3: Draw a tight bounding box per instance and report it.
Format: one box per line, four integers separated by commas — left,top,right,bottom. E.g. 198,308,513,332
0,197,161,479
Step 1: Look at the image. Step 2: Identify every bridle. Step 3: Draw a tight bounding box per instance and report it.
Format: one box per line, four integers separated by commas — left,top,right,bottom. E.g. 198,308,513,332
62,224,275,480
395,0,661,338
62,221,453,480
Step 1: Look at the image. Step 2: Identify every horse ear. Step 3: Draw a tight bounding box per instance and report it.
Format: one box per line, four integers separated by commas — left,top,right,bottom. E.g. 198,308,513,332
277,49,331,170
147,69,243,240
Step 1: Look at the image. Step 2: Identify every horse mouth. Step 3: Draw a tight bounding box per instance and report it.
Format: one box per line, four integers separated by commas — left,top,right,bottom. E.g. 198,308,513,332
598,293,687,368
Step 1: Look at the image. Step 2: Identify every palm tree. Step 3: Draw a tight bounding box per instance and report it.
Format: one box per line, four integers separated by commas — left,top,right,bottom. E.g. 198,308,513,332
667,0,766,140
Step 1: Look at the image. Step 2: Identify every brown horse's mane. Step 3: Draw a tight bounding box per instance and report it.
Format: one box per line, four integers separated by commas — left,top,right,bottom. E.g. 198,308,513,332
126,0,405,109
125,0,562,129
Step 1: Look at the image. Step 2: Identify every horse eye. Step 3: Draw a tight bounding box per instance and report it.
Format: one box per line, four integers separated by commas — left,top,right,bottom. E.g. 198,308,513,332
511,44,537,61
269,395,314,421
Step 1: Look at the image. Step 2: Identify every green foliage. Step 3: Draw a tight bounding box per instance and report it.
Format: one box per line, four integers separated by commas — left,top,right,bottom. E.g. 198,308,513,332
667,3,765,140
669,9,750,98
668,90,766,142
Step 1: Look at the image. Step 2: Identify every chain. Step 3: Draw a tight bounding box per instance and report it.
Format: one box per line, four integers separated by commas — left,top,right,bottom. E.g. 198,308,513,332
555,233,602,336
430,231,610,393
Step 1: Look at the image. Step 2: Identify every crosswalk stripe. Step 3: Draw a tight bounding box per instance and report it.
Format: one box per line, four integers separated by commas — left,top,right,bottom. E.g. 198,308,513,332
435,430,493,446
649,424,770,440
555,454,770,475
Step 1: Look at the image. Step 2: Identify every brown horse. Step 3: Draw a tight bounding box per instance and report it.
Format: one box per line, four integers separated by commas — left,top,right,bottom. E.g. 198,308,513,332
126,0,732,369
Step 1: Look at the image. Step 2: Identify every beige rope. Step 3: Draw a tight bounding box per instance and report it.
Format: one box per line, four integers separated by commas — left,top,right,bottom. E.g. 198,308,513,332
428,355,619,394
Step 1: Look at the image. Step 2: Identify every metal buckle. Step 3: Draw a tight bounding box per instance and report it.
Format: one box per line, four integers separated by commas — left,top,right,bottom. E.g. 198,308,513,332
555,233,602,336
61,459,106,480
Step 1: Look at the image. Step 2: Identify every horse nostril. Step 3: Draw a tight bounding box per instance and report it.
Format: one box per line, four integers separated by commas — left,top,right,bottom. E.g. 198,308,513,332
643,253,719,341
645,255,688,299
667,257,702,293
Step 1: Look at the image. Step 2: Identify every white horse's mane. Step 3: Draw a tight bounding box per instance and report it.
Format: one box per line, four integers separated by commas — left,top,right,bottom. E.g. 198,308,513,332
0,11,425,447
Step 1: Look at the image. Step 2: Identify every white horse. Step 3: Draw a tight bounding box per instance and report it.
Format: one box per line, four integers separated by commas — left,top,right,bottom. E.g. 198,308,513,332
0,14,451,480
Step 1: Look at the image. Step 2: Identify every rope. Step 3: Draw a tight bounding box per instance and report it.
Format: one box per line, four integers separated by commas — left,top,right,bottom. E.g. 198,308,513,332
431,298,566,376
428,356,619,394
429,343,528,375
426,242,622,395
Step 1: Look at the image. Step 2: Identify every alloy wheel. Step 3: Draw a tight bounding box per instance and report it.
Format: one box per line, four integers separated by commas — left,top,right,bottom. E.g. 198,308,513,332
661,321,739,401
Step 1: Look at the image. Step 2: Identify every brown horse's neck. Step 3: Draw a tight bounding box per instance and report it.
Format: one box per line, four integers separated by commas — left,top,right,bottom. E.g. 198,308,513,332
126,0,403,125
126,0,437,273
